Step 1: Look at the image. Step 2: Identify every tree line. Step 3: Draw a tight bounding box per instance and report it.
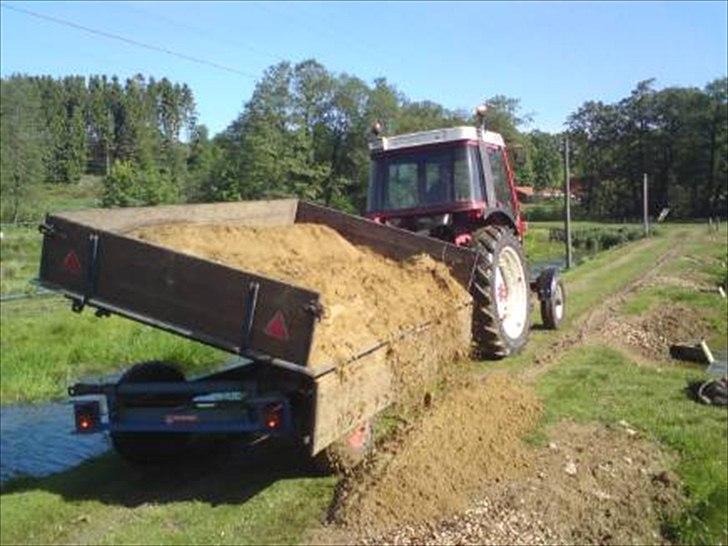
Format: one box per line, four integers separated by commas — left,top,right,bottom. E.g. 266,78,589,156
1,73,195,220
568,78,727,219
1,62,725,222
185,60,563,213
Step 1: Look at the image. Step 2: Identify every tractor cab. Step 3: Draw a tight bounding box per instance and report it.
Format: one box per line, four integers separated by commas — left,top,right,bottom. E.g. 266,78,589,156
366,125,525,245
365,115,567,354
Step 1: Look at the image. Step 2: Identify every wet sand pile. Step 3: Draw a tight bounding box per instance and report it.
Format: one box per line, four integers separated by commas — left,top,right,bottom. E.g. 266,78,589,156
373,421,682,545
131,222,471,367
328,373,542,536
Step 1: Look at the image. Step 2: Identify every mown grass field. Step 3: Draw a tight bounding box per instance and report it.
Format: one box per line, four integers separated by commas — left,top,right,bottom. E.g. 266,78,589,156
0,184,726,545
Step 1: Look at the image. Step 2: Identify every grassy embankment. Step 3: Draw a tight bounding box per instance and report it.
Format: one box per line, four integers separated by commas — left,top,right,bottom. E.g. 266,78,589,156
1,180,226,404
1,183,725,545
532,225,727,545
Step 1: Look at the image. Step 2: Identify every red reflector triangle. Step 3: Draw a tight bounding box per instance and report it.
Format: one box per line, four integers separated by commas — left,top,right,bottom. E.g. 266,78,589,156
63,250,82,275
264,310,290,341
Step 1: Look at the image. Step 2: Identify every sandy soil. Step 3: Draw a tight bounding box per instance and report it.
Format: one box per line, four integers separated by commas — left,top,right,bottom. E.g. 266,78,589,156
329,373,542,535
131,222,471,367
370,422,682,545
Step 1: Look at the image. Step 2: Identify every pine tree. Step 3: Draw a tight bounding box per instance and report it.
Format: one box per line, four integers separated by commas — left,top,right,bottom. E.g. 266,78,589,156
0,77,47,222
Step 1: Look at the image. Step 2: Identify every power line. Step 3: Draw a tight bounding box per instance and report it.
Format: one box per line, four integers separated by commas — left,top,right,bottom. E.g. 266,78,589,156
121,4,286,65
0,3,260,80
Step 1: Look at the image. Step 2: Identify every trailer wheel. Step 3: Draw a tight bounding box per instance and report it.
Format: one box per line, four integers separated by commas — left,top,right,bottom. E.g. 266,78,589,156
111,361,192,465
540,278,566,329
471,225,531,358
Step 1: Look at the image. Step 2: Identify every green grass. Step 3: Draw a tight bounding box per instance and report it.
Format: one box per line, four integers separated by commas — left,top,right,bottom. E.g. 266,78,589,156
535,344,728,545
0,298,226,404
621,286,727,346
0,222,724,544
0,226,42,294
523,220,650,268
523,224,565,264
0,453,336,545
1,178,102,295
34,176,103,213
3,176,102,224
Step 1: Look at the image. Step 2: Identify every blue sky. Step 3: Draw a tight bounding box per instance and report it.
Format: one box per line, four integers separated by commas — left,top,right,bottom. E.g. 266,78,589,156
1,1,726,135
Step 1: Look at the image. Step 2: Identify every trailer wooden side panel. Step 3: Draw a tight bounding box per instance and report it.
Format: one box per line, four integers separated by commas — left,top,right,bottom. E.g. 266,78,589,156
295,201,477,288
311,304,472,454
40,215,320,365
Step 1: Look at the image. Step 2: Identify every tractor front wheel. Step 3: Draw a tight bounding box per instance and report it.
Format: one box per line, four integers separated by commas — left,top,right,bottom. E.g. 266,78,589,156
540,278,566,329
471,226,531,358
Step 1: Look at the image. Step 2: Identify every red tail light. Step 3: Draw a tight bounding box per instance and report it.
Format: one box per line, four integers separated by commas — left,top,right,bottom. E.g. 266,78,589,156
263,404,283,430
74,401,100,433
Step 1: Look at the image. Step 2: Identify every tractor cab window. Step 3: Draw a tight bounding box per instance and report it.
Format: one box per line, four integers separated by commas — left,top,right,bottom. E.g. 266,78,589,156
487,147,512,211
386,162,419,209
368,144,483,212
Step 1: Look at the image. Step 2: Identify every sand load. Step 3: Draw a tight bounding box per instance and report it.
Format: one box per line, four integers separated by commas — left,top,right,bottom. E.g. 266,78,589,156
131,222,472,369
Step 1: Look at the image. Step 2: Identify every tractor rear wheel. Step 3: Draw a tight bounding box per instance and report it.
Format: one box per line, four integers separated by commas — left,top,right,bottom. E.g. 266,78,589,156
471,226,531,358
111,361,192,464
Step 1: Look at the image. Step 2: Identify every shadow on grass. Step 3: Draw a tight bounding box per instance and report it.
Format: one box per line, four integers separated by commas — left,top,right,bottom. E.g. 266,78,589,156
530,323,552,331
0,438,322,508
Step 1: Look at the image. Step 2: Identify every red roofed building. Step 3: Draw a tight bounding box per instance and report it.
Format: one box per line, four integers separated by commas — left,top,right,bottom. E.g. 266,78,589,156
515,185,535,202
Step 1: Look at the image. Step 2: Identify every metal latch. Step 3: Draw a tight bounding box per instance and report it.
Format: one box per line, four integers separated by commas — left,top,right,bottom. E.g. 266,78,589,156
38,222,67,239
304,300,324,321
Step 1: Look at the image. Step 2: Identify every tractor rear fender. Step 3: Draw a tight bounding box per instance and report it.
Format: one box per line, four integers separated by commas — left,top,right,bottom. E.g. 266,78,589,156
532,266,561,300
482,209,518,235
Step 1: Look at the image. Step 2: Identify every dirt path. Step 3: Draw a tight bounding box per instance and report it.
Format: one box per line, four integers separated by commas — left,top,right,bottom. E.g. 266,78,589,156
520,234,683,383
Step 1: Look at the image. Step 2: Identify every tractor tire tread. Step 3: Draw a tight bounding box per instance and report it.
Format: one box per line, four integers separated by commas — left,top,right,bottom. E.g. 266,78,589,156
470,225,530,359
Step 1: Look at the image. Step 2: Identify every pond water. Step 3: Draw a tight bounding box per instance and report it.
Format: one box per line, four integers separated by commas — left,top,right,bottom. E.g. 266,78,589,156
530,252,589,277
0,402,109,483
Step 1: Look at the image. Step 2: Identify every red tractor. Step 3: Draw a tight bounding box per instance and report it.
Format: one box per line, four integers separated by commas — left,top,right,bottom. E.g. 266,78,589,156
365,107,565,358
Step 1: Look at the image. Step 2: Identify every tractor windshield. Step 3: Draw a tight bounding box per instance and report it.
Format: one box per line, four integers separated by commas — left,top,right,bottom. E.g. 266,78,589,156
367,143,483,213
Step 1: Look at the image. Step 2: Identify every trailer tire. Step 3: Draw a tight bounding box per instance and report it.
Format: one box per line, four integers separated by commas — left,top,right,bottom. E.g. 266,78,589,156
111,361,192,465
471,226,531,358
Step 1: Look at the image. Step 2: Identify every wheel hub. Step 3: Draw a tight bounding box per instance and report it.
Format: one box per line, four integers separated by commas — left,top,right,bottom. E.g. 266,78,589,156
494,246,528,340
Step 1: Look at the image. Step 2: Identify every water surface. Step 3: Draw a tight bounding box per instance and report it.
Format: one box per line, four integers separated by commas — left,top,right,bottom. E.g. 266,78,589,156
0,402,109,483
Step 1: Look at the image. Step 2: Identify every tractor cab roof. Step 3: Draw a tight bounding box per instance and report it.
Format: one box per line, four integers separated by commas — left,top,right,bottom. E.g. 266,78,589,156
369,126,505,154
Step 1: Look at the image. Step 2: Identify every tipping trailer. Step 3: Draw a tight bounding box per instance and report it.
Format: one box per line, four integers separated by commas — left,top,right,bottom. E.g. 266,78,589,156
39,199,477,462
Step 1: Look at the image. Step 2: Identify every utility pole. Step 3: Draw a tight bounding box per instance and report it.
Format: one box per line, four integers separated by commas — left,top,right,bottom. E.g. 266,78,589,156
564,135,573,268
643,173,649,236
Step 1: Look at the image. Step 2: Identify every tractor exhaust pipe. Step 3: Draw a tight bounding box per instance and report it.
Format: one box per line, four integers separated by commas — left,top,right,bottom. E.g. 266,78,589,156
475,104,488,133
